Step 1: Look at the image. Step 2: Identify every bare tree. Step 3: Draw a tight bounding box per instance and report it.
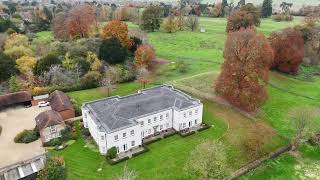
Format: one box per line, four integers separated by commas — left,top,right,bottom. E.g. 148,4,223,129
185,15,199,32
116,162,138,180
40,65,77,86
136,67,151,89
289,107,320,150
100,66,119,97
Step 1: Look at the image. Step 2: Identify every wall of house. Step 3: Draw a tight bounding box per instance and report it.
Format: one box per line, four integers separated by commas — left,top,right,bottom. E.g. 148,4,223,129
106,125,142,154
82,109,107,154
41,124,65,143
172,104,203,131
135,109,173,139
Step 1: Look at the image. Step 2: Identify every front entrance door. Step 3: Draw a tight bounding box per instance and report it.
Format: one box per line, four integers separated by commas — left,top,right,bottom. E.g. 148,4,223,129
189,121,192,127
123,144,127,151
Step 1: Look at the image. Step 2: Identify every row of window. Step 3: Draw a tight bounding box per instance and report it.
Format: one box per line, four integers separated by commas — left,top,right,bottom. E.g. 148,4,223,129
116,141,135,152
180,119,198,129
183,109,199,118
114,129,135,141
140,113,170,126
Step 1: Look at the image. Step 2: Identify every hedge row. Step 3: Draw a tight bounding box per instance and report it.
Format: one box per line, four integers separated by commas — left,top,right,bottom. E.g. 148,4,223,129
132,145,149,157
144,137,162,145
163,132,177,138
32,84,95,96
178,131,196,137
107,156,130,166
198,123,210,132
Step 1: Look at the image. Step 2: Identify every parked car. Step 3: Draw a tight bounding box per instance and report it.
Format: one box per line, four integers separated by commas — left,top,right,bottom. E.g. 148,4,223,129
38,101,50,107
24,104,32,108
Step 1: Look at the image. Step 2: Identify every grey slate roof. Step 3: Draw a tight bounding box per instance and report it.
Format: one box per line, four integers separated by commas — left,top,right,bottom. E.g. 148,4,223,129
83,85,201,133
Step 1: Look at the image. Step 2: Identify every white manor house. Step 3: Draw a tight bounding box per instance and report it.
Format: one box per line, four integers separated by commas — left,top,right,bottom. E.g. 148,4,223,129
82,85,203,155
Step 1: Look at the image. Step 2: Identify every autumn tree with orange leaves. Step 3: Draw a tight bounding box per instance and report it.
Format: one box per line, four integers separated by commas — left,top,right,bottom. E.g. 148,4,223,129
226,3,261,33
269,28,305,74
52,5,96,40
101,20,132,48
215,28,274,112
134,45,155,69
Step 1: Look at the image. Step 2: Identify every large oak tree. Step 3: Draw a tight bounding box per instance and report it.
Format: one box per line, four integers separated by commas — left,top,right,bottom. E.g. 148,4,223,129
215,28,274,112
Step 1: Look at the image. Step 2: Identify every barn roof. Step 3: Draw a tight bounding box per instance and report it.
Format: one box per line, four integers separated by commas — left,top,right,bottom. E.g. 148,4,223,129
0,91,32,107
48,90,73,112
35,110,64,130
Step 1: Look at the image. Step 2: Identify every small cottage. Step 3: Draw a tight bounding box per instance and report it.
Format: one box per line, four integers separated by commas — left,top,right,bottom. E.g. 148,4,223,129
35,110,66,143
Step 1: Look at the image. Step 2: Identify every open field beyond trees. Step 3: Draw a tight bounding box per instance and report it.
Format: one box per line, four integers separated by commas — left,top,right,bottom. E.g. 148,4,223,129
47,17,320,179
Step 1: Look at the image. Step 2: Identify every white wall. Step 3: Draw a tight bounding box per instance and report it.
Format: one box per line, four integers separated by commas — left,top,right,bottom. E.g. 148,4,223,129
173,104,203,131
106,125,142,154
136,109,173,138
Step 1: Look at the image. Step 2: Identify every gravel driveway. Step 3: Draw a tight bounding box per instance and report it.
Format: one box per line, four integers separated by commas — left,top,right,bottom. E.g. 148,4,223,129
0,106,50,168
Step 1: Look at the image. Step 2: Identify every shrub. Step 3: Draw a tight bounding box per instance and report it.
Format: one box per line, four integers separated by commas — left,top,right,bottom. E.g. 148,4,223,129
37,156,66,180
43,138,63,147
106,147,117,160
14,129,39,143
272,14,293,22
81,127,90,137
176,60,190,73
80,71,102,89
60,126,72,141
33,54,62,76
134,44,155,69
129,37,142,53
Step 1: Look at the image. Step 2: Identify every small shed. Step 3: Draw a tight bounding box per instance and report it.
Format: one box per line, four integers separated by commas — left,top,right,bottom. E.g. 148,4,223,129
48,91,75,120
0,91,32,108
35,110,66,143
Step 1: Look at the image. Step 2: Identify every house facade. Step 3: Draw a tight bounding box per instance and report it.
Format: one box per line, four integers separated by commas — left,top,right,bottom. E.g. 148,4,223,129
35,110,66,143
82,85,203,155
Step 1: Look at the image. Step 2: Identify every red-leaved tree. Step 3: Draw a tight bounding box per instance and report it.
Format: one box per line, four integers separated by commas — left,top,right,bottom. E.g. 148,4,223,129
134,44,155,69
215,28,274,112
226,3,261,33
269,28,305,74
101,20,132,48
52,5,96,40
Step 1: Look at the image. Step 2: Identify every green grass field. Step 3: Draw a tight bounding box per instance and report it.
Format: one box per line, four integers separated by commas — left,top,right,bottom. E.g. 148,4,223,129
54,17,320,179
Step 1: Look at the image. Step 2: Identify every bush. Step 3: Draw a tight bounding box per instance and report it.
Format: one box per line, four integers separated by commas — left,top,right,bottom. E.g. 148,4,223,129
140,5,162,32
33,54,62,76
60,126,72,141
81,127,90,137
272,14,293,22
176,60,190,73
43,138,63,147
37,156,66,180
106,147,117,160
107,156,129,165
132,145,149,157
14,129,39,143
80,71,102,89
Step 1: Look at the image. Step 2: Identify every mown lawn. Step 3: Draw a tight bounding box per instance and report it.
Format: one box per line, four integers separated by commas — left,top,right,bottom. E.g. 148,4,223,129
55,17,318,179
52,99,228,180
242,144,320,180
